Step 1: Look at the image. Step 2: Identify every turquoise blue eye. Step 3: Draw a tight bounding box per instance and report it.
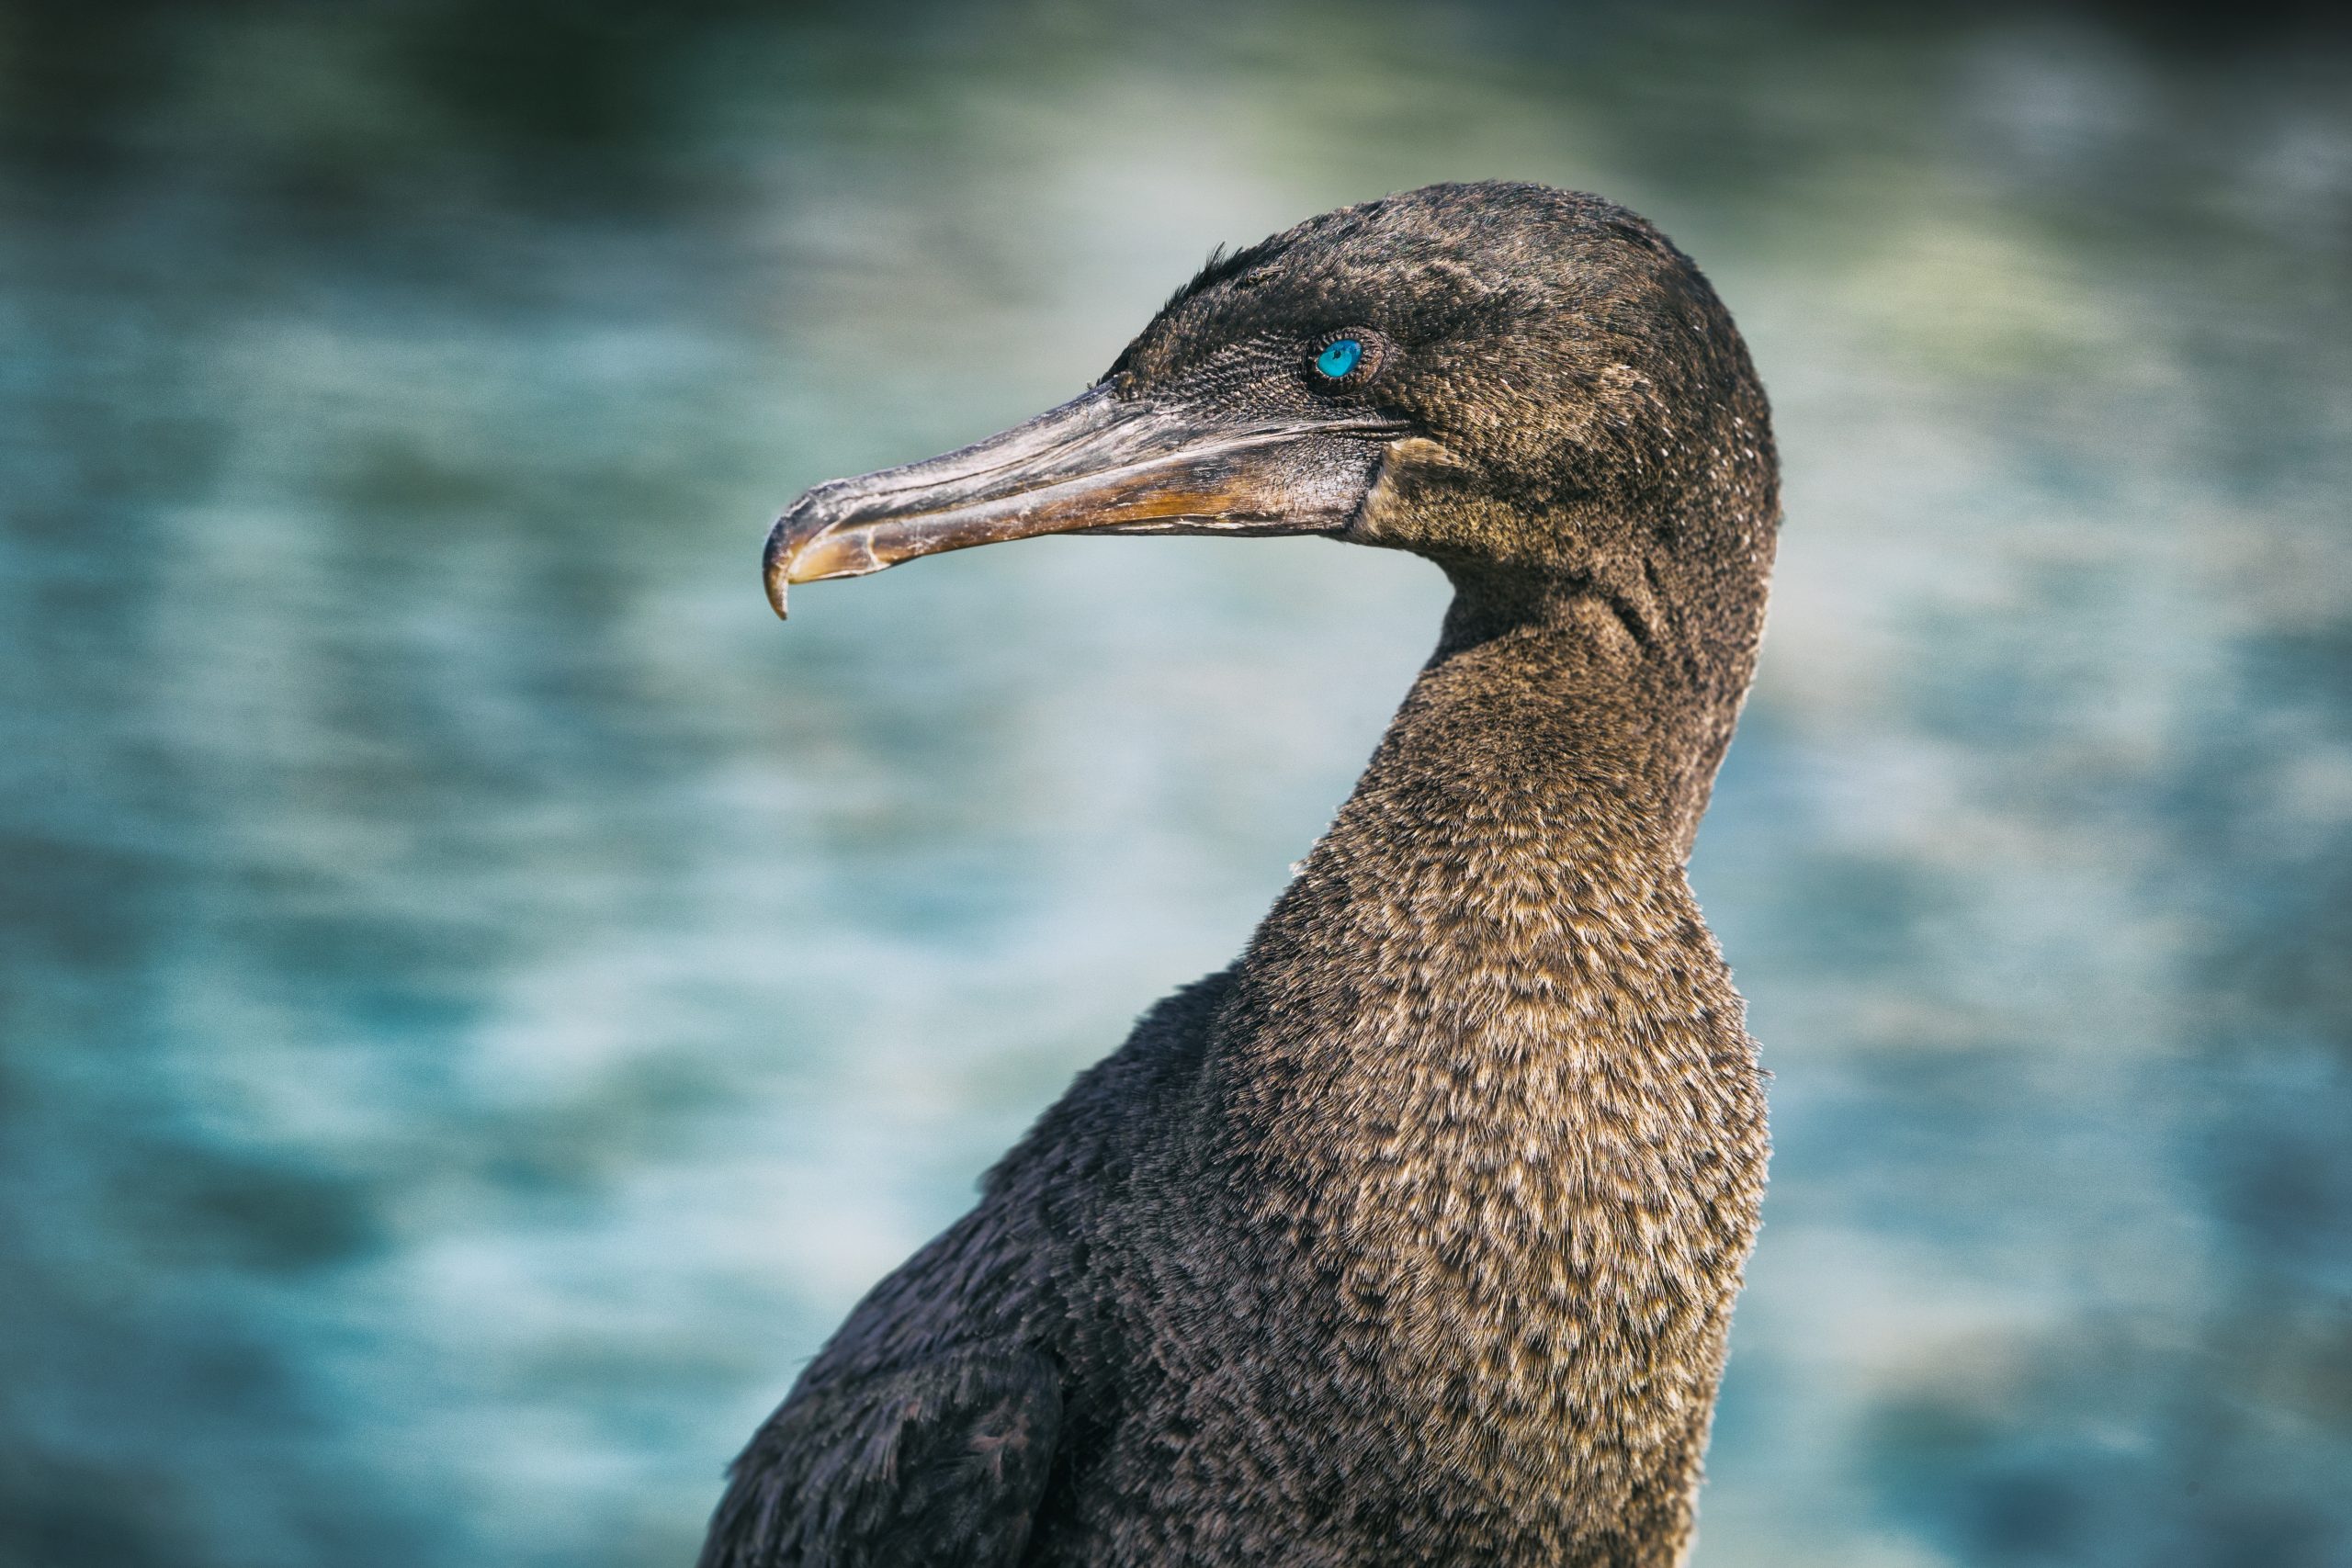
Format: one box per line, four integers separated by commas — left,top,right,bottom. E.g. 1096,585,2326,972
1315,337,1363,379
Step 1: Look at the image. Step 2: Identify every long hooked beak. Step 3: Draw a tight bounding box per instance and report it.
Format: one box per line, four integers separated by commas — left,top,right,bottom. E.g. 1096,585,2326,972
763,385,1408,616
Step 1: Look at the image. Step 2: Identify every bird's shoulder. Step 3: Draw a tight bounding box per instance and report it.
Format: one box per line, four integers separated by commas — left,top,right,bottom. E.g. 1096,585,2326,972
698,970,1235,1567
699,1348,1061,1568
980,964,1234,1202
799,964,1235,1381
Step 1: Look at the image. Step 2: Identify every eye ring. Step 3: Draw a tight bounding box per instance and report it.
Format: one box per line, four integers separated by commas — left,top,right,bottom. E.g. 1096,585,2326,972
1306,328,1381,389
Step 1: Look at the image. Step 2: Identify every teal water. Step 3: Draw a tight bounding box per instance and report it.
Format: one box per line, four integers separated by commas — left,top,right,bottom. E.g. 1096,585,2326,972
2,4,2347,1565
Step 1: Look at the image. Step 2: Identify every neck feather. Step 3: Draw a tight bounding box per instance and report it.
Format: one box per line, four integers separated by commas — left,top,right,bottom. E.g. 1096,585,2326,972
1214,584,1738,1099
1199,583,1768,1543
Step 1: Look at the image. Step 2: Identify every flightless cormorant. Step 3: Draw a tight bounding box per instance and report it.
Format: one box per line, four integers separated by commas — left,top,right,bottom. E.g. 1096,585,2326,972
707,181,1780,1568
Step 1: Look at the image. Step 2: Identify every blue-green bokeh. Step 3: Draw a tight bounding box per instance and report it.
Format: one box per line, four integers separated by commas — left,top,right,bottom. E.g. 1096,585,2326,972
3,3,2347,1564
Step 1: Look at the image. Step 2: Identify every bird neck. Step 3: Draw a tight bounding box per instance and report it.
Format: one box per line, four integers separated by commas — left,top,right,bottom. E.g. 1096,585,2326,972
1210,578,1751,1151
1424,577,1722,847
1200,580,1765,1517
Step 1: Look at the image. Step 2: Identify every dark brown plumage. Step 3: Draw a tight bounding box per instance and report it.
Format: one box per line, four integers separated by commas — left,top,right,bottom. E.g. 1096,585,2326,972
709,181,1780,1567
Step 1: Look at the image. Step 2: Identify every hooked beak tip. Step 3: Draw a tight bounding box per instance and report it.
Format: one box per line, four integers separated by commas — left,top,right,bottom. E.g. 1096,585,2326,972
762,516,793,620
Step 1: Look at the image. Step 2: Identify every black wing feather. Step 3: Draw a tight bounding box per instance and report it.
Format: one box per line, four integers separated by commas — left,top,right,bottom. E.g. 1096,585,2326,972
699,1350,1063,1568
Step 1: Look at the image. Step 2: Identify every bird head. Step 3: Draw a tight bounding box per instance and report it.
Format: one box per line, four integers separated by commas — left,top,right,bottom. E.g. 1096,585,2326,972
765,181,1777,678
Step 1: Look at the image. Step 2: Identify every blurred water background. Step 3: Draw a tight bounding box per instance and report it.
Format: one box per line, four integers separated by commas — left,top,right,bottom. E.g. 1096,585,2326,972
3,2,2348,1564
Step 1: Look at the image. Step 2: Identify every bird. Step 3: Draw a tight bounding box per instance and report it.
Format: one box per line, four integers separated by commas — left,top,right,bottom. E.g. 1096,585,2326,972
707,181,1779,1568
